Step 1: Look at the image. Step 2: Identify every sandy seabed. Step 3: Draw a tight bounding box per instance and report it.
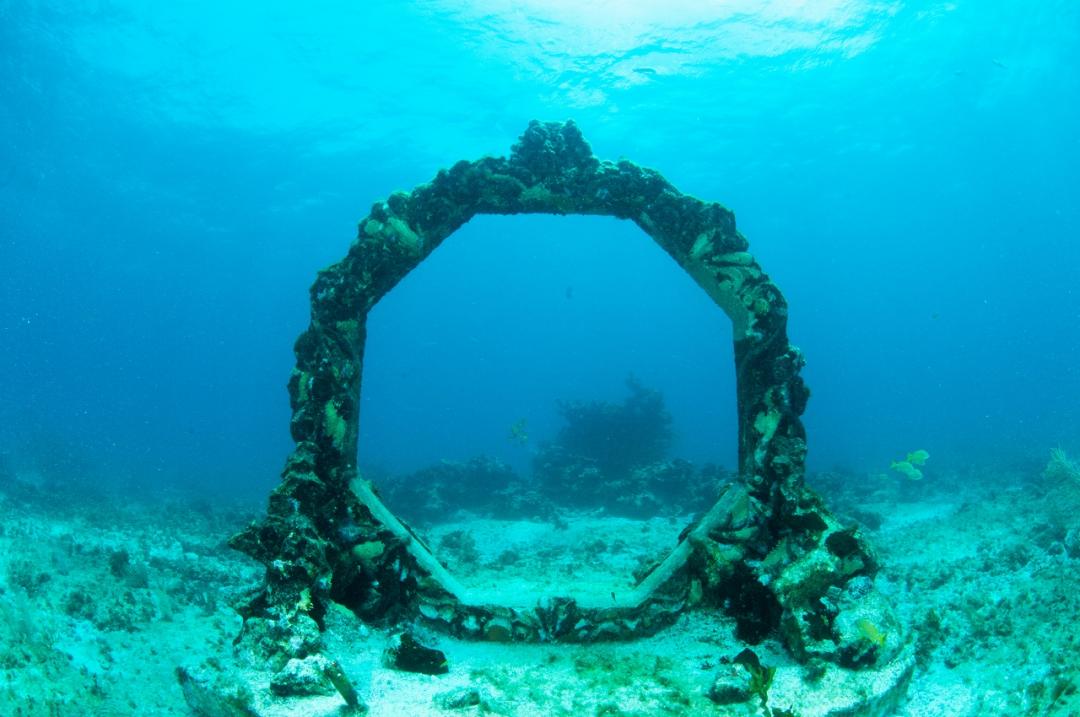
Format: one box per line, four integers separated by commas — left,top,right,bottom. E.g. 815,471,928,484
1,464,1078,716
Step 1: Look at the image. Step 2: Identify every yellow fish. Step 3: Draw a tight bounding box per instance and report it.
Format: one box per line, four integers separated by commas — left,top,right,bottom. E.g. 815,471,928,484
890,460,923,481
508,418,528,444
855,618,887,647
906,449,930,466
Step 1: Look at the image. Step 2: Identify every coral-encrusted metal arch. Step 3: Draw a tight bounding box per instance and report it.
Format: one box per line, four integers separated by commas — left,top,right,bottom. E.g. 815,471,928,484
298,118,807,502
231,121,880,654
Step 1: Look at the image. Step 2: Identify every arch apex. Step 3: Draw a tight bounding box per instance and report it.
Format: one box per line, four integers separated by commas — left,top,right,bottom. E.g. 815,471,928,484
509,119,600,182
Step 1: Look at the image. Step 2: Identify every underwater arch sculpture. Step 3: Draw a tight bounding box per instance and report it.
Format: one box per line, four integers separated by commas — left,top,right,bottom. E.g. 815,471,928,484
232,121,908,678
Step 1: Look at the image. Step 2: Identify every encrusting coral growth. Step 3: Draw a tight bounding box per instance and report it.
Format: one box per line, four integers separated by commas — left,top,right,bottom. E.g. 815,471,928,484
220,120,913,714
1044,447,1080,485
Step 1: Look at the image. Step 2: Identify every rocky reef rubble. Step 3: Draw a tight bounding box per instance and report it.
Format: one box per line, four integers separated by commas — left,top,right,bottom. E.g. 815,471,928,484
1,450,1077,714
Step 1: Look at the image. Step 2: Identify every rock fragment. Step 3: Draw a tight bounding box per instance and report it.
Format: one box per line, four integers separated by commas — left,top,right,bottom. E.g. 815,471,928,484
383,632,449,675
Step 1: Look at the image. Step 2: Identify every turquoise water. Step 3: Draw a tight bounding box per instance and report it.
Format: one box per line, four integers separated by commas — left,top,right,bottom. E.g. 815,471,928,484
2,1,1078,489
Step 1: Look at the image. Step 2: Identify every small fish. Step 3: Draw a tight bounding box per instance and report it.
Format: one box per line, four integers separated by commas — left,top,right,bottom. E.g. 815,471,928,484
508,418,529,444
890,460,923,481
632,67,657,76
992,58,1008,69
906,449,930,466
856,618,887,647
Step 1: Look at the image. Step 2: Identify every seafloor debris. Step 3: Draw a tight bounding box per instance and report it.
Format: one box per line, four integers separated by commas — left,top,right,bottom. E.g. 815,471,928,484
176,662,260,717
269,655,338,697
383,632,449,675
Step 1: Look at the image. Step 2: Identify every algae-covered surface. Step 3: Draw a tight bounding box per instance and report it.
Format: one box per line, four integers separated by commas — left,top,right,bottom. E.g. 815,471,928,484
2,463,1078,716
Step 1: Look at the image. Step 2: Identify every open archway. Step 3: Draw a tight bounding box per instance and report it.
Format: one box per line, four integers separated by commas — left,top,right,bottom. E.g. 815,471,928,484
358,212,739,603
358,213,739,479
232,122,905,675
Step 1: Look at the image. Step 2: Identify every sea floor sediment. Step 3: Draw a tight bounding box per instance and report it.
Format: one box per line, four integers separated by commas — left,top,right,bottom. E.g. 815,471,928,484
0,465,1077,715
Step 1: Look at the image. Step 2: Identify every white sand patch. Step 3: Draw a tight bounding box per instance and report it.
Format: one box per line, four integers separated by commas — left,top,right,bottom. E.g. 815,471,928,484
422,512,690,607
